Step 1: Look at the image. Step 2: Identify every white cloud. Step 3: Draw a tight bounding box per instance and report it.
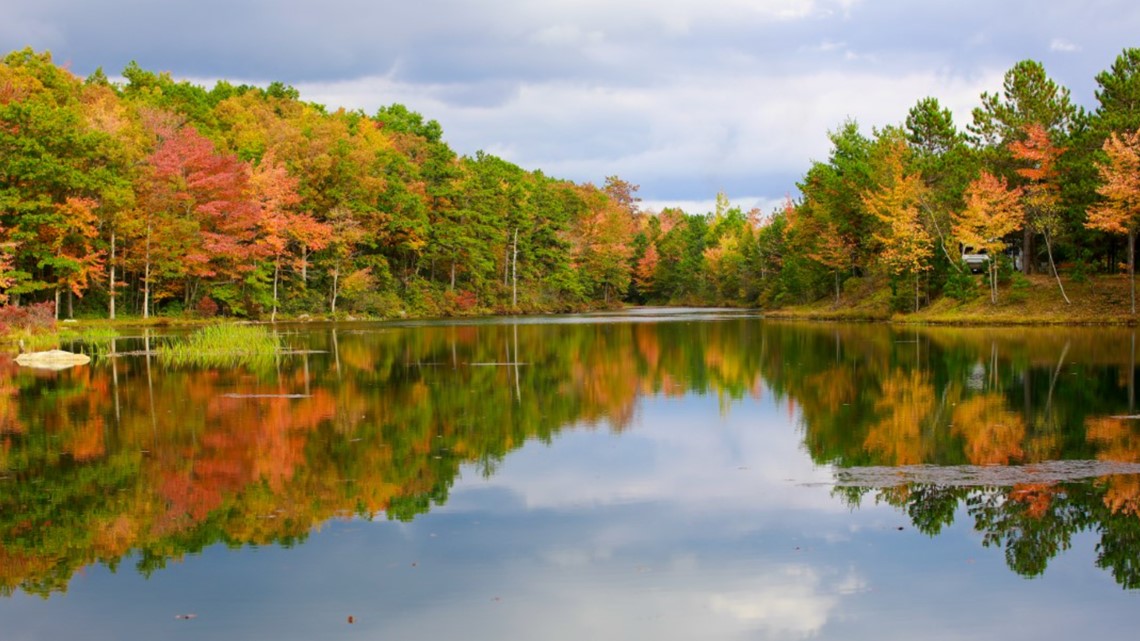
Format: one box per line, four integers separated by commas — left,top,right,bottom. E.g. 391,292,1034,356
295,66,1002,205
809,40,848,53
375,559,860,641
709,567,837,637
1050,38,1081,53
530,24,605,48
640,196,789,216
17,0,1135,206
460,395,842,514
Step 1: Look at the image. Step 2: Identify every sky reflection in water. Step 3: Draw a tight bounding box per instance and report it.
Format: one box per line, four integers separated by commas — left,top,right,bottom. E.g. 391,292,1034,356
1,313,1139,639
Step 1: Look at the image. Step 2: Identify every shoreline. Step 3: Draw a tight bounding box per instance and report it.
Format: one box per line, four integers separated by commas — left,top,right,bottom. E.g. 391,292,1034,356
7,274,1140,340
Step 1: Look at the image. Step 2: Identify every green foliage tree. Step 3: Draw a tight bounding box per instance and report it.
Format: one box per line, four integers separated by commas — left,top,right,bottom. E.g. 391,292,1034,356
969,60,1080,274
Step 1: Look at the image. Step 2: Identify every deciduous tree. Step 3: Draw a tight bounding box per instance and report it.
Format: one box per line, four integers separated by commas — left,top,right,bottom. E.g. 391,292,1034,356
969,60,1079,274
1087,129,1140,312
250,151,330,321
955,172,1024,303
1010,123,1070,303
863,134,932,311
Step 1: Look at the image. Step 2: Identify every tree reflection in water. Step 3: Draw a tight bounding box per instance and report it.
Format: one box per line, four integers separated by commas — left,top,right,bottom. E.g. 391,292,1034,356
3,316,1140,594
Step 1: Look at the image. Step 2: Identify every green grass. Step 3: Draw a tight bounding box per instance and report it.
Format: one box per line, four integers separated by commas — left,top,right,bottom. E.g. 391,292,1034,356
7,326,123,357
156,324,284,368
10,329,62,352
58,326,121,357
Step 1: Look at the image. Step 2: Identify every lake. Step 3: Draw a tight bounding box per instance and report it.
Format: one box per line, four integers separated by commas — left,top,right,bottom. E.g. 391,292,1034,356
2,309,1139,640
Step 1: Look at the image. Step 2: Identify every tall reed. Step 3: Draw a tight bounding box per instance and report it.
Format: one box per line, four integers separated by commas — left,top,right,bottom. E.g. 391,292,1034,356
157,324,283,368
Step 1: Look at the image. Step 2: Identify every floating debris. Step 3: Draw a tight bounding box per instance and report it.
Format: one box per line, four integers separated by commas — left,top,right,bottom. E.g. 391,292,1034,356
221,394,312,399
832,460,1140,488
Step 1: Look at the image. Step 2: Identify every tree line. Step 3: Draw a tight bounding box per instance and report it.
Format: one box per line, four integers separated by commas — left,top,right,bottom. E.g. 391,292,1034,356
564,49,1140,313
620,49,1140,312
0,48,641,319
6,48,1140,318
751,50,1140,313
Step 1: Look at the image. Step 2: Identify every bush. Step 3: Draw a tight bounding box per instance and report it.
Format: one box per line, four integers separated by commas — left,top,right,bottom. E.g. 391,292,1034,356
996,254,1016,285
1069,250,1092,284
1008,272,1031,303
195,296,219,318
888,274,923,313
0,301,57,335
443,289,479,314
943,265,980,303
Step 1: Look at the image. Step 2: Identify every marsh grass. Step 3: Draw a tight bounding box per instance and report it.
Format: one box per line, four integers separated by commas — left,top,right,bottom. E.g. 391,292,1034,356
13,329,62,352
59,326,121,358
7,324,120,356
157,324,284,368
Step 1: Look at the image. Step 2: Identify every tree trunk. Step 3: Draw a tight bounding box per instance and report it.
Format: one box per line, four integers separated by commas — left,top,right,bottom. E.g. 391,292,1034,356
271,258,280,322
143,222,151,320
834,269,840,305
1042,232,1070,305
1022,227,1034,274
54,288,60,320
989,260,998,304
450,261,456,291
330,270,339,314
511,227,518,309
109,230,116,320
1131,231,1136,315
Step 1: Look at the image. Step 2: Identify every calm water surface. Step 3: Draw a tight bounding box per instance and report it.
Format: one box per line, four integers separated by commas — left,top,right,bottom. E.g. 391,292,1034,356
2,309,1140,639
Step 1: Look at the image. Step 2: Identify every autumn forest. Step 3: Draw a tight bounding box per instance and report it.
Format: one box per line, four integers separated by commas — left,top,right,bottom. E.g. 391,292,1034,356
5,47,1140,320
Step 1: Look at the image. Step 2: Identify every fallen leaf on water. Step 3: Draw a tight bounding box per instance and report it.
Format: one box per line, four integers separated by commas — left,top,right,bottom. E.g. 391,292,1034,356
347,615,355,624
175,614,197,620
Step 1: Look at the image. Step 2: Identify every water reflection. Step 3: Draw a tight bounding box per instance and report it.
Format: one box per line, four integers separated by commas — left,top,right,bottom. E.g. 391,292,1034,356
2,315,1140,604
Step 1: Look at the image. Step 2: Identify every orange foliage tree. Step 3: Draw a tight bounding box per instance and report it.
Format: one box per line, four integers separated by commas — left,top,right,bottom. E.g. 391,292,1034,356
633,241,659,296
250,151,331,321
1010,123,1069,303
1087,129,1140,313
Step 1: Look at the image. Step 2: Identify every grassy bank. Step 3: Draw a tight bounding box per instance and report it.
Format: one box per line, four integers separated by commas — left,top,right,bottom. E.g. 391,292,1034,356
5,274,1139,350
765,273,1140,325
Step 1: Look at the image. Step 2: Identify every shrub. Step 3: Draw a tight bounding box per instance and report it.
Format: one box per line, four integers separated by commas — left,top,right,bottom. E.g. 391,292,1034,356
1009,272,1031,303
444,289,478,314
0,301,57,335
996,254,1016,285
943,265,979,303
1069,250,1092,284
195,296,219,318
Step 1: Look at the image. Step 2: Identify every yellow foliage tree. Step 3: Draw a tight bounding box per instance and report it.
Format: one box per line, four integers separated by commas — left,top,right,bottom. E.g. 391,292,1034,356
954,172,1024,303
862,137,932,312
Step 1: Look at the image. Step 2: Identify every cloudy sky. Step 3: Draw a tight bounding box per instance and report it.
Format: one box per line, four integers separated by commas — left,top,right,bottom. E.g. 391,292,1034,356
4,1,1140,213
